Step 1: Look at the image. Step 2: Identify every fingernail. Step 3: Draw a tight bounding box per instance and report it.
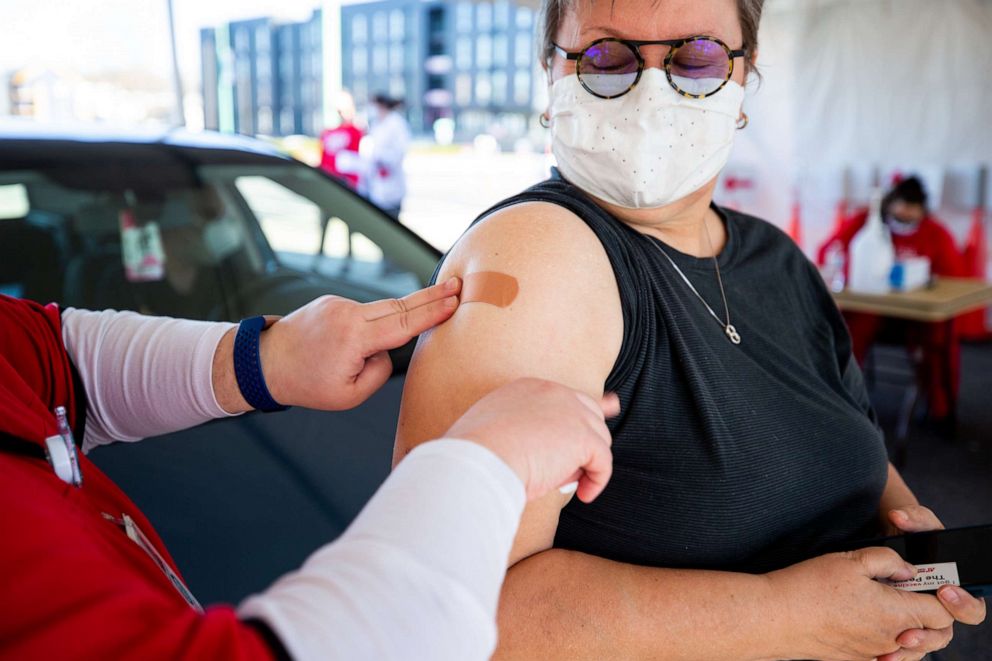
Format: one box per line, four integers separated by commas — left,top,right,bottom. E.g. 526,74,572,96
445,277,460,291
903,635,919,647
559,481,579,495
892,509,908,521
444,296,458,309
941,586,961,603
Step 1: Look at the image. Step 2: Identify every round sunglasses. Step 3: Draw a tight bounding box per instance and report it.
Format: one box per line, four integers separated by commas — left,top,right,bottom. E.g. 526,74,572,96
552,36,746,100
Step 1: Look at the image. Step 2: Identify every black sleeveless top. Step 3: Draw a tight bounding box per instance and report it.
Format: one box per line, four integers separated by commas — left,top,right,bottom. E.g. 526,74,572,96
433,174,889,574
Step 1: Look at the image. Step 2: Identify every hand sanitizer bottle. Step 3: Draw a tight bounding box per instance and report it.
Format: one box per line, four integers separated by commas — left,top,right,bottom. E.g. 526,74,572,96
848,191,895,294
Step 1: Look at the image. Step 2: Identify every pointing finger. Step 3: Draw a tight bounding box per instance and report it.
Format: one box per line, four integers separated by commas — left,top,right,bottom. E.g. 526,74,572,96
364,294,459,352
362,277,461,321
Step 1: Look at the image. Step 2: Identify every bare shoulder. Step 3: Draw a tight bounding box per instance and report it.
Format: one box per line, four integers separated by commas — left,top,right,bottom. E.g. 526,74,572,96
394,200,622,454
439,200,615,282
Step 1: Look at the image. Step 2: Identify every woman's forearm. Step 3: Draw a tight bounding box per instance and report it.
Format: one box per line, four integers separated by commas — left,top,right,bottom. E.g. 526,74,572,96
495,549,790,661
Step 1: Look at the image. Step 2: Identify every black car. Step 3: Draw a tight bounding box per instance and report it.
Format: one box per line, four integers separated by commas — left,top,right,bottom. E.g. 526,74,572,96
0,122,442,603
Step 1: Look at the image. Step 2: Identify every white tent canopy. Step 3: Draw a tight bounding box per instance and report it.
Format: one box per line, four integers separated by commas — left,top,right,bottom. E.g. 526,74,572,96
723,0,992,254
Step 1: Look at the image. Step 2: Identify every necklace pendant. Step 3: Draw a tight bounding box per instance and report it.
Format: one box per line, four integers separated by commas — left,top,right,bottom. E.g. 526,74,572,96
725,324,742,345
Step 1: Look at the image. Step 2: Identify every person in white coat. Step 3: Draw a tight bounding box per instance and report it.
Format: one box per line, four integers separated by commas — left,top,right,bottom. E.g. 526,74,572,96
365,93,412,218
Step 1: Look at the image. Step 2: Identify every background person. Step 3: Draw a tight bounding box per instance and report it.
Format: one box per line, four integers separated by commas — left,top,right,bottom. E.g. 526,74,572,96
319,91,365,190
0,281,616,661
817,176,966,426
393,0,986,659
364,93,411,218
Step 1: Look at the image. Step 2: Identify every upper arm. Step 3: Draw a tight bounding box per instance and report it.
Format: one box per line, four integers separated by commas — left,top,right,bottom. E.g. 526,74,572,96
393,202,622,564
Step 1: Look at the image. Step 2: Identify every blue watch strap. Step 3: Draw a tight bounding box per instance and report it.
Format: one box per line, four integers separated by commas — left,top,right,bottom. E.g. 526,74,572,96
233,316,288,412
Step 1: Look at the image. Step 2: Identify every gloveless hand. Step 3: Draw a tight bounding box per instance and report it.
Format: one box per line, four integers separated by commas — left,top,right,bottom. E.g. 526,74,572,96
443,378,619,503
259,278,461,410
767,547,955,661
877,505,988,661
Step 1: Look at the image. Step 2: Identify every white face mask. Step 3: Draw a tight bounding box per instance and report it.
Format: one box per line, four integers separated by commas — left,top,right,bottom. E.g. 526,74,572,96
548,68,744,209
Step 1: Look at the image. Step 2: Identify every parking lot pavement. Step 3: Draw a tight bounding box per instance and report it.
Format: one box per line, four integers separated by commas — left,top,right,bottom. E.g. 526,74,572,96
399,148,553,252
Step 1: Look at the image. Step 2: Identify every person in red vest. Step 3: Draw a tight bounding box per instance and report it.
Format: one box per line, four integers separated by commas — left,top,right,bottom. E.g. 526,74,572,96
0,282,617,660
319,91,365,190
817,176,966,425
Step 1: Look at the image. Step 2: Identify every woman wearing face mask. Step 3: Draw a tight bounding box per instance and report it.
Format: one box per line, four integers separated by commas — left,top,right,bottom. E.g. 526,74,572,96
394,1,986,659
365,93,411,218
817,176,967,430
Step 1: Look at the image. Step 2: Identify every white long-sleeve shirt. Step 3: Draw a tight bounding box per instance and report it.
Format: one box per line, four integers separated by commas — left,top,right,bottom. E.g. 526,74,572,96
61,308,525,660
366,111,411,210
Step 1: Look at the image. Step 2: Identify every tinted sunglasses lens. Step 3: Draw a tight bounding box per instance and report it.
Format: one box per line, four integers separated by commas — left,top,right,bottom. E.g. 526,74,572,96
578,40,639,97
669,39,732,96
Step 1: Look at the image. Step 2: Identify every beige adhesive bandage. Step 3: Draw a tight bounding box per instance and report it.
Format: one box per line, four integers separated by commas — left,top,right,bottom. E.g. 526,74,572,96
460,271,519,308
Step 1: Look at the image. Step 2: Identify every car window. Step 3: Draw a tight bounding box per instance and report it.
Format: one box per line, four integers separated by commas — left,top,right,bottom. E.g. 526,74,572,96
234,176,323,256
228,166,428,298
0,150,440,320
0,169,262,319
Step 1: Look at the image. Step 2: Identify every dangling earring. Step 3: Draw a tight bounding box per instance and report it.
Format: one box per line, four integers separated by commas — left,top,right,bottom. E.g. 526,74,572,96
539,112,551,129
736,112,749,130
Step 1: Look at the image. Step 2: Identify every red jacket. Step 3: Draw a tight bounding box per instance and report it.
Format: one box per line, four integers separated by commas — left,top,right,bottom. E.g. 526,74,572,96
319,123,364,189
0,296,275,659
817,210,965,278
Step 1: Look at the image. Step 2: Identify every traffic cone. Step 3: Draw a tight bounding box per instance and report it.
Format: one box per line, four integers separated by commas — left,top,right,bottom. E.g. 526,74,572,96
959,206,990,340
832,199,848,234
788,199,803,250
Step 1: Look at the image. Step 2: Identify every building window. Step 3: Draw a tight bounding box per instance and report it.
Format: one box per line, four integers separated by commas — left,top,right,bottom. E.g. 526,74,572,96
373,11,388,40
456,3,473,33
352,46,368,74
428,7,445,35
514,33,531,67
475,73,491,105
256,26,270,52
477,35,492,69
373,45,388,73
492,71,507,104
235,28,250,53
516,7,533,29
455,73,472,106
390,10,405,40
352,15,368,43
390,44,404,71
455,36,472,70
477,3,492,31
257,58,271,80
494,34,508,64
514,70,530,105
494,0,510,28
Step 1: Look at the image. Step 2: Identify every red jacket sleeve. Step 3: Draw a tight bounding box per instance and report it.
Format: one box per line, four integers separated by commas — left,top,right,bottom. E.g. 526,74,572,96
816,210,869,266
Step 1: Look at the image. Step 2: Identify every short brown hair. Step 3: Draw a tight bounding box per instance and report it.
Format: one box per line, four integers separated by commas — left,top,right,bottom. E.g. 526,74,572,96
539,0,764,74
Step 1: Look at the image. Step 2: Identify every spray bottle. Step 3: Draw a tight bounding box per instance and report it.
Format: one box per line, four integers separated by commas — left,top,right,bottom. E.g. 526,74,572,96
848,190,895,294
